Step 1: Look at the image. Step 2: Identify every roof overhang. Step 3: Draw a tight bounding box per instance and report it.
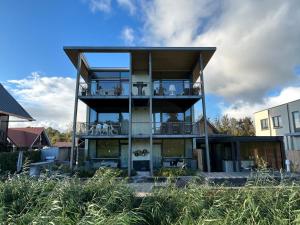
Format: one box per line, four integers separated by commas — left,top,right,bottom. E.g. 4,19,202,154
64,46,216,81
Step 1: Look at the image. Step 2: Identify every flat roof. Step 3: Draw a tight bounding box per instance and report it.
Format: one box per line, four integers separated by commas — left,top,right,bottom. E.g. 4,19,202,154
197,135,283,142
254,98,300,114
64,46,216,81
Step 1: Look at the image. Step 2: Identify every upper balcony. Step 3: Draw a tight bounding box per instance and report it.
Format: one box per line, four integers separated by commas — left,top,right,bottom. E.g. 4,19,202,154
153,80,201,98
79,80,129,97
77,122,129,138
78,80,129,112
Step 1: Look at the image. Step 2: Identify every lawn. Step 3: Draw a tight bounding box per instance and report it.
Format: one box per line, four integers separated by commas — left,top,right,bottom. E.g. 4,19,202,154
1,169,300,225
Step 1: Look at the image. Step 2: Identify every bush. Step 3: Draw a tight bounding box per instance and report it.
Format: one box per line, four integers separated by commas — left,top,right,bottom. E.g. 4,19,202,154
1,172,300,224
154,168,197,177
0,150,41,173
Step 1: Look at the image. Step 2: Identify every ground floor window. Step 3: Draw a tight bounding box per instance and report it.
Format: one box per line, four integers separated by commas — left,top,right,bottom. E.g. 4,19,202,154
96,140,119,158
162,139,185,157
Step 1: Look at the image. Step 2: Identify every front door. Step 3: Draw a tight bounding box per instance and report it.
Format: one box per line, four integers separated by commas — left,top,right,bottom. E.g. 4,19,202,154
153,144,162,168
120,144,128,168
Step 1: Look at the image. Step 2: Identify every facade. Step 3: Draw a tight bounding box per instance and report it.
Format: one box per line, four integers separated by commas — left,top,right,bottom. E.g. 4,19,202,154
65,46,216,175
197,136,284,172
254,99,300,151
0,83,33,151
7,127,51,151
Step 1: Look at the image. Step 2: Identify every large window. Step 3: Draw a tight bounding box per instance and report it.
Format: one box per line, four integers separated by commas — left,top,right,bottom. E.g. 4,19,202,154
292,111,300,132
96,140,119,158
272,116,282,128
162,139,185,157
260,119,269,130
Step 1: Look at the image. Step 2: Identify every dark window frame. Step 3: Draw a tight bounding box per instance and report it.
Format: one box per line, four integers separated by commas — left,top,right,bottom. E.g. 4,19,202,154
260,119,269,130
292,111,300,132
272,115,282,129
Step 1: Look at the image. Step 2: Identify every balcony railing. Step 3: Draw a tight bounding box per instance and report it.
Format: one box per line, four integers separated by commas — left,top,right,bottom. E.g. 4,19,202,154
153,81,201,96
79,81,129,97
77,122,128,136
79,80,201,97
152,122,201,135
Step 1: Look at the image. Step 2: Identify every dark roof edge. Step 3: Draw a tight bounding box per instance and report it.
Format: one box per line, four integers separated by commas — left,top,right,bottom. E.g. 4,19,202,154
63,46,217,52
254,98,300,114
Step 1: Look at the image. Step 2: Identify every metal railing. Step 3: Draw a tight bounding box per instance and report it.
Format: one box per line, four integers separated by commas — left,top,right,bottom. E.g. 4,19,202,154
153,81,201,96
152,122,201,135
132,81,150,96
77,122,129,136
79,80,201,97
79,81,129,97
131,122,201,136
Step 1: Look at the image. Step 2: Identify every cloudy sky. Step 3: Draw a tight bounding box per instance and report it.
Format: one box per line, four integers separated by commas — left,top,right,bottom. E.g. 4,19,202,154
0,0,299,131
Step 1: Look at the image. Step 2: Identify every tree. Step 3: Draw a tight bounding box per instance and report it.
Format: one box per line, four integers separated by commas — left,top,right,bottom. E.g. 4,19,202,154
45,127,72,145
213,115,255,136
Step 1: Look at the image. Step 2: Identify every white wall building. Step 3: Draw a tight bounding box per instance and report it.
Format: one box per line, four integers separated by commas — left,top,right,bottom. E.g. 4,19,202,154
254,99,300,151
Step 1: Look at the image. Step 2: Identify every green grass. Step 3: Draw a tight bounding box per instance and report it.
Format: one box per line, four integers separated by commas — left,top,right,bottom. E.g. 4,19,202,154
1,169,300,224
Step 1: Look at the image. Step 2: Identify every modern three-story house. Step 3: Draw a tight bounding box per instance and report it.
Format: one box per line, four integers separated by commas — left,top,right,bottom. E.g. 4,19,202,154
64,47,216,175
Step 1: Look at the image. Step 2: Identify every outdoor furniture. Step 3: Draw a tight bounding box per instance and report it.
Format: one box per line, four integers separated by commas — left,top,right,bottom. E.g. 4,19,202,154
169,84,176,95
133,82,147,95
30,161,54,177
102,123,109,135
89,124,96,135
96,123,102,135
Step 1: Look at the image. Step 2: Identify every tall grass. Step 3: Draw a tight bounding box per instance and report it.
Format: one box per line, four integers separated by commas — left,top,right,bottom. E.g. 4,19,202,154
1,169,300,224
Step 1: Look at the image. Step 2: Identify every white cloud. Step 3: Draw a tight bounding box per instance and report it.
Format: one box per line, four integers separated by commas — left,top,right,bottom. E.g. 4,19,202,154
117,0,136,15
139,0,300,104
88,0,112,13
121,26,135,45
5,73,86,132
221,86,300,118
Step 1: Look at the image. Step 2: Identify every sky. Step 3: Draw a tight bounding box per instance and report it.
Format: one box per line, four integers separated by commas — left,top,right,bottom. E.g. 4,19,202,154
0,0,299,131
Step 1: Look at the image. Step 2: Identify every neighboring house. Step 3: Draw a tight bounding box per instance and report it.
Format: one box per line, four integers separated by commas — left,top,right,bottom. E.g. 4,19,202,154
65,46,216,175
197,136,284,172
53,141,72,162
0,83,33,151
254,99,300,151
7,127,51,151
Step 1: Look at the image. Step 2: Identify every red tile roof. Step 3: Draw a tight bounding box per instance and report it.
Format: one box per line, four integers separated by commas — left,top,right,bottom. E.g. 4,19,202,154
7,127,45,148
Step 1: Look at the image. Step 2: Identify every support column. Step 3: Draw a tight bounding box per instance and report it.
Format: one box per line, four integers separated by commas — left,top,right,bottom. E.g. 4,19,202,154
199,54,211,172
70,53,82,169
128,53,133,176
149,52,153,176
236,141,241,172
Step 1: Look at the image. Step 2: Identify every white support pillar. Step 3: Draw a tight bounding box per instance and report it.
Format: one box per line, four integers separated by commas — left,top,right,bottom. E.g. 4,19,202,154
70,53,82,170
199,54,211,172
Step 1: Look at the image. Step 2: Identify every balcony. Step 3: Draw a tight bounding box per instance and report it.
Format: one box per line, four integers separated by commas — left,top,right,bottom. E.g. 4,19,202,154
131,122,202,137
152,122,201,136
79,81,129,97
77,122,128,138
153,80,201,97
78,81,129,112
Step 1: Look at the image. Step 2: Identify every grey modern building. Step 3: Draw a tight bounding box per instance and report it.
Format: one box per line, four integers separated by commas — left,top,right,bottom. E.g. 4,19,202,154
64,47,216,175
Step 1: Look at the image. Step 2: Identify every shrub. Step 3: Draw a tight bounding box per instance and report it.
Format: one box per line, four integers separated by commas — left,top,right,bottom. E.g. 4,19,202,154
0,150,41,173
154,168,197,177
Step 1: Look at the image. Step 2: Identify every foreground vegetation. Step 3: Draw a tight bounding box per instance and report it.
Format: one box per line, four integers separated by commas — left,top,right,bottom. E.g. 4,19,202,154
1,169,300,225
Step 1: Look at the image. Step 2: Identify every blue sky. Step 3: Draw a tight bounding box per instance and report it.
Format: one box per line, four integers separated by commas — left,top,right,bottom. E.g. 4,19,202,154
0,0,140,79
0,0,299,130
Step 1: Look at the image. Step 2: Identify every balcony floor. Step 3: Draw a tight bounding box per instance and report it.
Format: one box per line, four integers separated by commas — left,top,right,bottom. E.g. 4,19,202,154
79,97,129,112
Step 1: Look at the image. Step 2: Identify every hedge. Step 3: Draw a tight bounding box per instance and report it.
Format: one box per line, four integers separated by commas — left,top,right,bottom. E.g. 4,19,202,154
0,150,41,173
